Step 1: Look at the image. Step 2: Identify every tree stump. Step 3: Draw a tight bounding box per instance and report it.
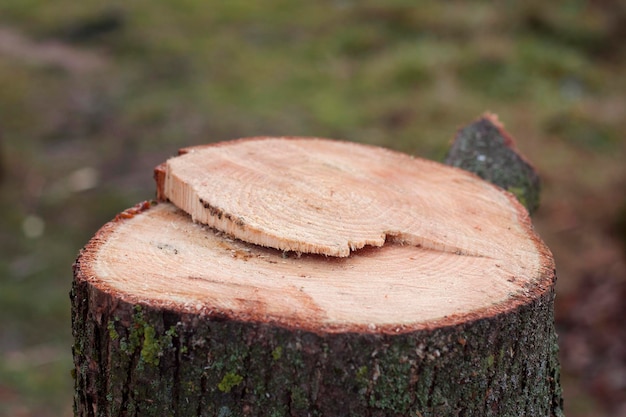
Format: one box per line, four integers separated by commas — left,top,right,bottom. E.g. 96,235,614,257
71,137,564,417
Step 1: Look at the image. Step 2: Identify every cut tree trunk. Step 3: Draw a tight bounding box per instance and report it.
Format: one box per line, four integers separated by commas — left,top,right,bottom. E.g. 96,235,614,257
72,137,563,417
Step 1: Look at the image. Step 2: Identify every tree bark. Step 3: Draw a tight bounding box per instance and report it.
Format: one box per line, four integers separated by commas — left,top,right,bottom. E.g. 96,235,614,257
72,137,563,417
444,113,541,215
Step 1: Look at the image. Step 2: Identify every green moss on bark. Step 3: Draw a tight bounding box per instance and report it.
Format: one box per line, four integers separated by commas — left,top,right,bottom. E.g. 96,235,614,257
218,372,244,393
71,275,563,417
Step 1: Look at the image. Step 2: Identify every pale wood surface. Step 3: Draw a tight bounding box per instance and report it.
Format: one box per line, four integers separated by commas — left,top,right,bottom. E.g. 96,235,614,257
84,202,553,333
156,137,538,258
82,138,554,333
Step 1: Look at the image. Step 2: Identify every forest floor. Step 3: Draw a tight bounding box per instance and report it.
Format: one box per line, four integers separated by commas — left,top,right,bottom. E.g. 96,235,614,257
0,2,625,416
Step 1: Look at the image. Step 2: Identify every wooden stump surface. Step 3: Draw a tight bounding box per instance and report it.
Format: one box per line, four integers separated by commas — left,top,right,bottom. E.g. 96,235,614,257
86,137,556,333
72,137,563,416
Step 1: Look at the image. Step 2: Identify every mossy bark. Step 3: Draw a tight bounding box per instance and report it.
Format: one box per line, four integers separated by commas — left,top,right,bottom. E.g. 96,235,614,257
71,272,563,417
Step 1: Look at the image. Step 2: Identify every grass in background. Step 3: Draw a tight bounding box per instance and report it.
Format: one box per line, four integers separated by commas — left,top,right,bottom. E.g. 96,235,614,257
0,1,624,416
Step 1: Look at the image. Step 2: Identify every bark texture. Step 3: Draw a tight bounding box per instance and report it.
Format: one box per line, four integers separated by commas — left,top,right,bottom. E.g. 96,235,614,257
444,113,541,215
71,273,563,417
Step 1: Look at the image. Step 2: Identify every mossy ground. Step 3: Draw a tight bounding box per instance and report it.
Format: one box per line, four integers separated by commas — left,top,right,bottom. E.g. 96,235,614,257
1,1,625,416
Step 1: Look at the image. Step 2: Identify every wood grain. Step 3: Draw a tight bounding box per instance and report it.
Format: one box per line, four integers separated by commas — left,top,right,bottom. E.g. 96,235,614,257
81,200,553,333
155,137,539,259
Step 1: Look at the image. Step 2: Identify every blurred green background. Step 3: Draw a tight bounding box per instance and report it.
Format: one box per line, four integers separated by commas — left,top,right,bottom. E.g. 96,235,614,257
0,1,624,416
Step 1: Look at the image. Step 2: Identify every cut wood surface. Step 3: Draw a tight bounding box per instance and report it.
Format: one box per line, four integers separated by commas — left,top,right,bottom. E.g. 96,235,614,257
81,137,555,333
156,137,537,258
84,201,553,333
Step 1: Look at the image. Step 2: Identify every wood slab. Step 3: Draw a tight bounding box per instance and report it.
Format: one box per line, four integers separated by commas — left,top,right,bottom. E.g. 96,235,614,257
155,137,538,259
